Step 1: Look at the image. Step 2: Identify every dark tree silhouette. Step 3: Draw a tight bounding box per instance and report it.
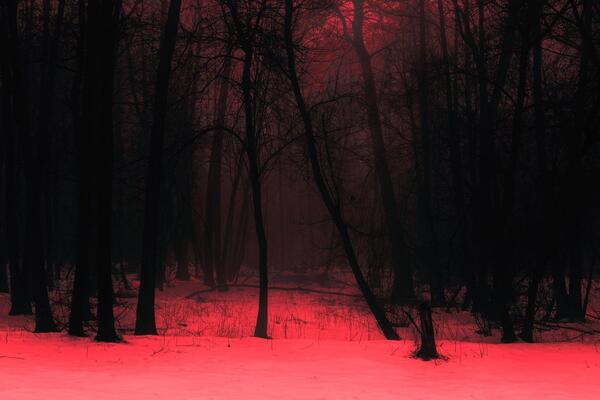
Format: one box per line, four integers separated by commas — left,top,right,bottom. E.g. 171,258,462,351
69,0,95,337
339,0,415,303
82,0,123,343
1,0,34,317
415,302,439,360
136,0,183,336
283,0,399,340
224,0,271,339
204,51,233,290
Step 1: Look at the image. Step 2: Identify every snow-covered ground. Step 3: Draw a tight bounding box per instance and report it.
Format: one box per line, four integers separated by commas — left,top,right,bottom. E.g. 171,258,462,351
1,333,599,399
1,270,599,399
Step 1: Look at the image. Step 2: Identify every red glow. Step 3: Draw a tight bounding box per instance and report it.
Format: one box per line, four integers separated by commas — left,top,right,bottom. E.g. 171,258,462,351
2,280,600,399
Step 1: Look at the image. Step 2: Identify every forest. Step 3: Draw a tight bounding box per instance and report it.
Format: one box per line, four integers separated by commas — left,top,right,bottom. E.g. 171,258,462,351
0,0,599,399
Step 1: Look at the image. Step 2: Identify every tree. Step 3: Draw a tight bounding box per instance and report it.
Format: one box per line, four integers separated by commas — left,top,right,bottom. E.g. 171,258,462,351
203,49,233,289
415,0,443,306
224,0,272,338
339,0,415,303
284,0,399,340
84,0,123,343
0,1,31,313
1,0,38,319
69,0,95,337
135,0,183,336
414,302,439,360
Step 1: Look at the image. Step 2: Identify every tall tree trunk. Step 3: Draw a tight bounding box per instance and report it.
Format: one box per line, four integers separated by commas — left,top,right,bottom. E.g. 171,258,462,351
225,0,270,339
92,0,121,343
221,150,244,279
228,181,250,282
474,0,518,317
3,0,54,324
416,0,443,306
39,0,65,293
522,0,548,342
69,0,93,336
241,48,270,339
438,0,467,292
0,2,32,315
22,0,57,333
135,0,182,336
494,33,530,343
563,0,593,323
27,0,66,333
0,67,5,293
204,52,232,289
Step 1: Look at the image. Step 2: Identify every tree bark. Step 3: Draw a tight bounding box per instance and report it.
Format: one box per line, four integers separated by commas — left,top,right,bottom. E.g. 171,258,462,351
415,302,439,360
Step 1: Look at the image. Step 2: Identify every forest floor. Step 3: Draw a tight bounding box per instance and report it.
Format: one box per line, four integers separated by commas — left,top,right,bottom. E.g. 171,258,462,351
0,267,599,399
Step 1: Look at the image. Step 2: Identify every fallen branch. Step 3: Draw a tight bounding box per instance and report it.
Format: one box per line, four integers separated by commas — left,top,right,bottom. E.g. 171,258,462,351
534,321,600,335
184,284,363,300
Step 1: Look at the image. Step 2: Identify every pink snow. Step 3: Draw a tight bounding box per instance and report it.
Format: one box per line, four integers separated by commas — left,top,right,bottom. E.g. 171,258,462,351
1,274,599,399
1,333,599,399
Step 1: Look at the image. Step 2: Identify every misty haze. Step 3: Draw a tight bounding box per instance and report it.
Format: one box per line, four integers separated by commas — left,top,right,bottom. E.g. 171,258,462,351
0,0,599,399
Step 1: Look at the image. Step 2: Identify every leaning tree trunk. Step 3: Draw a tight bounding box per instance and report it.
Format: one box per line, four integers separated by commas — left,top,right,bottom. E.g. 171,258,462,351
135,0,182,336
284,0,398,340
